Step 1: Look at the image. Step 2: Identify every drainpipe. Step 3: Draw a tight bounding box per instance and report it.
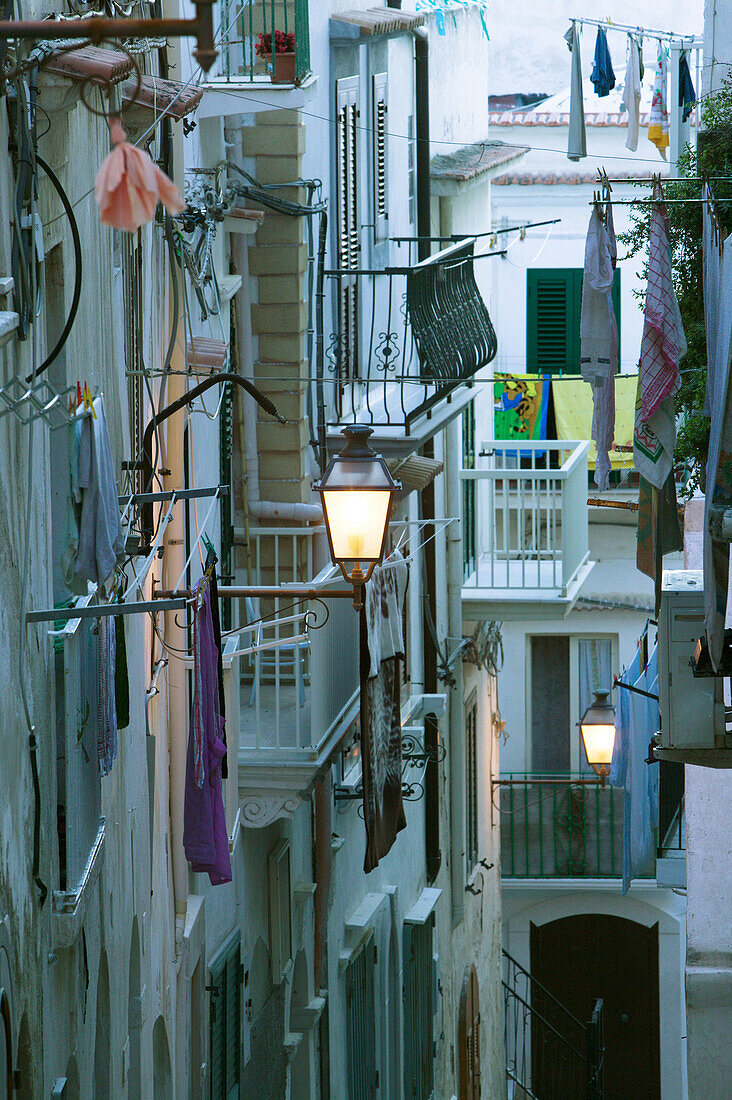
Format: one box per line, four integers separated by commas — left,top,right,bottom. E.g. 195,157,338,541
313,773,332,993
446,416,466,926
414,24,441,882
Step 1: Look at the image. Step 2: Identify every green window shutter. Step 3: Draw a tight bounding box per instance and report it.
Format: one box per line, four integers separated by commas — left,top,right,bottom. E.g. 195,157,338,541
403,918,435,1099
209,933,241,1100
346,938,377,1099
527,268,620,374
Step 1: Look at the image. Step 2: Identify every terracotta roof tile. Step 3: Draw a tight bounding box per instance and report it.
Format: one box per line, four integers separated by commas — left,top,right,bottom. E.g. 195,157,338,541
431,140,529,182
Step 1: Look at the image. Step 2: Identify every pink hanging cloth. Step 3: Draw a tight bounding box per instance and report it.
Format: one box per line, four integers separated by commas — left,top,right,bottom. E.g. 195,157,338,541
95,117,184,233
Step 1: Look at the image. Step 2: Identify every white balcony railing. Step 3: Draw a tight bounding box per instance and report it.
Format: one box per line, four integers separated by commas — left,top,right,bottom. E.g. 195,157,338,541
461,440,593,618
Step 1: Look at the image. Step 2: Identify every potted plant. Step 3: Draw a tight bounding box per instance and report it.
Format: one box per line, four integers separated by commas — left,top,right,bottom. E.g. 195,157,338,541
255,30,296,84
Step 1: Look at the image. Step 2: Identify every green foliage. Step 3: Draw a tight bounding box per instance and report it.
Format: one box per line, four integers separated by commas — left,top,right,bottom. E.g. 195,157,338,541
618,76,732,496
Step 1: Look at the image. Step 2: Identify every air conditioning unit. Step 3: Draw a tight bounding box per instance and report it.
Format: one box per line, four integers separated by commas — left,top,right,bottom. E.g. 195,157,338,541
655,570,732,766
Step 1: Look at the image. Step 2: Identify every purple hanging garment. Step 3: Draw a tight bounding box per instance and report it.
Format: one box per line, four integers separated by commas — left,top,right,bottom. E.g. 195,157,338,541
183,577,232,885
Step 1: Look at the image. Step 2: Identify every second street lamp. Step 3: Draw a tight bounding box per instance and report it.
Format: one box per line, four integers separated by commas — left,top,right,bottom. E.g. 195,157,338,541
315,425,401,607
580,690,617,785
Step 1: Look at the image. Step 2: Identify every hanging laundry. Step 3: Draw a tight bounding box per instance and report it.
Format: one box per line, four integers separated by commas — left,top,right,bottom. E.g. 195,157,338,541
74,395,125,591
95,117,184,233
648,50,669,159
360,552,409,874
114,613,129,731
493,373,550,455
579,204,617,491
620,33,642,151
97,616,118,776
564,23,586,162
183,573,232,886
204,548,228,779
678,51,696,123
590,26,615,97
636,473,683,617
553,374,637,474
633,184,686,489
702,188,732,669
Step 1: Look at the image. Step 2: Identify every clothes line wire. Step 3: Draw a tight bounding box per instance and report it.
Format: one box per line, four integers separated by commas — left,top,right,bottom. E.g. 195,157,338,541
569,16,701,43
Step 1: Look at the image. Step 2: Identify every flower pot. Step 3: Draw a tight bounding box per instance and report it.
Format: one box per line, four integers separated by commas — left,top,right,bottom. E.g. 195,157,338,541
264,51,296,84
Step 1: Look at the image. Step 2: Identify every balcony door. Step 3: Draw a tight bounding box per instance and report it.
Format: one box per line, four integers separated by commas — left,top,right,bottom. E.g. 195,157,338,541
531,914,660,1099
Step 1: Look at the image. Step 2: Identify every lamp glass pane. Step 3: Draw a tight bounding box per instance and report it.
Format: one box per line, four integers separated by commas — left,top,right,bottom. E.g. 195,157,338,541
322,489,391,562
580,722,616,766
320,458,395,490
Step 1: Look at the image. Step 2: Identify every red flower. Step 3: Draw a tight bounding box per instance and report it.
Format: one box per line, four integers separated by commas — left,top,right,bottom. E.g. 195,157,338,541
255,30,296,57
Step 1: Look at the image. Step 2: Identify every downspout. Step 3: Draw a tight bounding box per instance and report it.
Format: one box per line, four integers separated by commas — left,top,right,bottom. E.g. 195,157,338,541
414,24,441,882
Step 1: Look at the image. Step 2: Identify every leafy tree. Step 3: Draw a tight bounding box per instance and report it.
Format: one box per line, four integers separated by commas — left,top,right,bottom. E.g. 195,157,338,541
618,76,732,496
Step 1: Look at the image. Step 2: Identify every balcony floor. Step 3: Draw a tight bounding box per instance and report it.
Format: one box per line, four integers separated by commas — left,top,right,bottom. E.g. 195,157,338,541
462,557,594,621
239,678,313,752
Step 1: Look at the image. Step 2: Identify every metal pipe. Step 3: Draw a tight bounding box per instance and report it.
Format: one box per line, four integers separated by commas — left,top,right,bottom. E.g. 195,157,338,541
413,26,431,263
445,416,466,925
391,219,562,243
154,585,357,600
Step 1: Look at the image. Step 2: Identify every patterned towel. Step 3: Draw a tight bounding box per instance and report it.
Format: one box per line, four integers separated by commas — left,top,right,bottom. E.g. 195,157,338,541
648,50,669,159
580,206,617,490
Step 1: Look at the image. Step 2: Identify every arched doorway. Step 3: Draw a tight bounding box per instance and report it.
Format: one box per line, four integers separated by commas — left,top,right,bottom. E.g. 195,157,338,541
63,1055,80,1100
94,953,110,1100
0,994,12,1100
128,920,142,1100
531,914,660,1100
152,1016,172,1100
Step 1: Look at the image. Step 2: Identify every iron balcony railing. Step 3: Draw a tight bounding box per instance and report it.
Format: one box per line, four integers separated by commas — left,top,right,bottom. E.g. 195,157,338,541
318,239,497,436
461,440,590,597
503,949,604,1100
500,773,637,879
217,0,311,84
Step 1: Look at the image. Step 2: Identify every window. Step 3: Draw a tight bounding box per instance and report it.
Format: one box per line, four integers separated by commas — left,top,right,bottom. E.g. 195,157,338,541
526,268,621,374
346,937,377,1099
372,73,388,240
209,933,242,1100
465,694,478,874
120,232,145,495
462,404,476,579
458,965,481,1100
407,115,416,226
268,839,293,983
403,916,435,1099
335,76,360,388
529,635,615,772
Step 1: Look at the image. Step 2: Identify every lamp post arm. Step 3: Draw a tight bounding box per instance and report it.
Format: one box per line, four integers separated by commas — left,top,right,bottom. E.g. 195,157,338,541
140,372,286,538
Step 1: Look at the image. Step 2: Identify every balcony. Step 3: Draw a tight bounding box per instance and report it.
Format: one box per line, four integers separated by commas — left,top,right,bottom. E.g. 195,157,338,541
500,773,644,880
236,524,360,827
656,761,685,888
461,440,593,621
198,0,314,118
318,240,497,457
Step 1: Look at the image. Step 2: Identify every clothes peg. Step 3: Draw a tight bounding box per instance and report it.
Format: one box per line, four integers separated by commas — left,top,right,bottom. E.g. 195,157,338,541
201,531,216,559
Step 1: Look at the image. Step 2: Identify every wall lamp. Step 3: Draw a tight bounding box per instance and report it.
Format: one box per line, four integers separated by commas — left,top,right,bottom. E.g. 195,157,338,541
579,691,617,786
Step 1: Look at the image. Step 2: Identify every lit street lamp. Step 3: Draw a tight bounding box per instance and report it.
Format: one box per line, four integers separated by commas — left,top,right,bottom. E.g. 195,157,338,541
580,691,616,786
315,425,400,607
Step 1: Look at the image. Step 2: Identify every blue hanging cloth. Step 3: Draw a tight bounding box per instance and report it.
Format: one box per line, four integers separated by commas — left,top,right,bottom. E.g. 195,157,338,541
591,26,616,97
679,52,696,122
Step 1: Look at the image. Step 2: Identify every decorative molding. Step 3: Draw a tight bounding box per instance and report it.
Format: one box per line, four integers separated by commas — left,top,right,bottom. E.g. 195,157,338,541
239,794,302,828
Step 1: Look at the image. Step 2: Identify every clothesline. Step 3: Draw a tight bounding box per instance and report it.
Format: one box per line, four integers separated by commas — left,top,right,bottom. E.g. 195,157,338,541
569,16,701,44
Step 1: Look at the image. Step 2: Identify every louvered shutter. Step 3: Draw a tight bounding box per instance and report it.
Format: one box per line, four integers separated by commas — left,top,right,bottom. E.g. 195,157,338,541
346,937,377,1099
458,965,481,1099
372,72,388,240
403,918,435,1099
527,268,621,374
209,934,241,1100
335,76,360,392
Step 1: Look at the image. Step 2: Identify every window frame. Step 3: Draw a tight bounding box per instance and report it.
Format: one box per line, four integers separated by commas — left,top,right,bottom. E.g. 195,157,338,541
465,691,479,876
526,632,619,773
335,75,360,393
208,931,242,1100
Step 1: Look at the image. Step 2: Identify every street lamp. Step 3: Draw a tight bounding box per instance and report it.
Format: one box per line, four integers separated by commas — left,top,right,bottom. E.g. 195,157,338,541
315,425,401,607
580,691,616,785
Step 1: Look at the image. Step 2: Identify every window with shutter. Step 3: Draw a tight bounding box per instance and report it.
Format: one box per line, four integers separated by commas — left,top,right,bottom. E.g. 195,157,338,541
403,917,435,1099
465,695,478,874
462,405,476,580
407,115,416,226
346,937,377,1099
372,73,388,240
526,268,621,374
335,76,360,394
458,965,481,1100
209,933,241,1100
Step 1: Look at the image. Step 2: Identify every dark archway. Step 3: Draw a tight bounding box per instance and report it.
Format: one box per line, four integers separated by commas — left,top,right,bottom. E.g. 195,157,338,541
152,1016,172,1100
128,920,142,1099
94,953,111,1099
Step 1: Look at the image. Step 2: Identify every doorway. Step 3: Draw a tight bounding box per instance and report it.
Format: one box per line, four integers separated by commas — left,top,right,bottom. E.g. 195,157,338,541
531,914,660,1100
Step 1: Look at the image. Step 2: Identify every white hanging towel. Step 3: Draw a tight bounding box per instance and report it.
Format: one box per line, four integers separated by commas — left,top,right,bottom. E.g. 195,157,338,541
580,206,617,490
620,34,642,152
702,186,732,669
633,187,686,489
565,23,587,162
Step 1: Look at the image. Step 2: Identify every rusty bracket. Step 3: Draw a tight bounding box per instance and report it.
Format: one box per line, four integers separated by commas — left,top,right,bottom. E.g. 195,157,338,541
0,0,217,72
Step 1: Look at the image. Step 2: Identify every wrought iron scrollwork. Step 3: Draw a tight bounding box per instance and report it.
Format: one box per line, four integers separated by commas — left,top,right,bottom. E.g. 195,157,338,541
401,731,446,765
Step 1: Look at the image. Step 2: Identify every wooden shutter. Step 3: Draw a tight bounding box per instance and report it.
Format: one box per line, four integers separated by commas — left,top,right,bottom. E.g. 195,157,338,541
209,933,241,1100
527,268,621,374
465,696,478,874
346,937,377,1099
335,76,360,389
458,965,481,1099
403,918,435,1099
372,72,388,240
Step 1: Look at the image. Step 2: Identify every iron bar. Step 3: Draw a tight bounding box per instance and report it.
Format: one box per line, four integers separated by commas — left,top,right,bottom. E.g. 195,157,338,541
570,15,700,42
27,598,187,624
613,676,659,702
391,219,561,243
323,251,506,276
494,777,605,786
118,485,228,505
155,585,356,600
0,1,218,71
